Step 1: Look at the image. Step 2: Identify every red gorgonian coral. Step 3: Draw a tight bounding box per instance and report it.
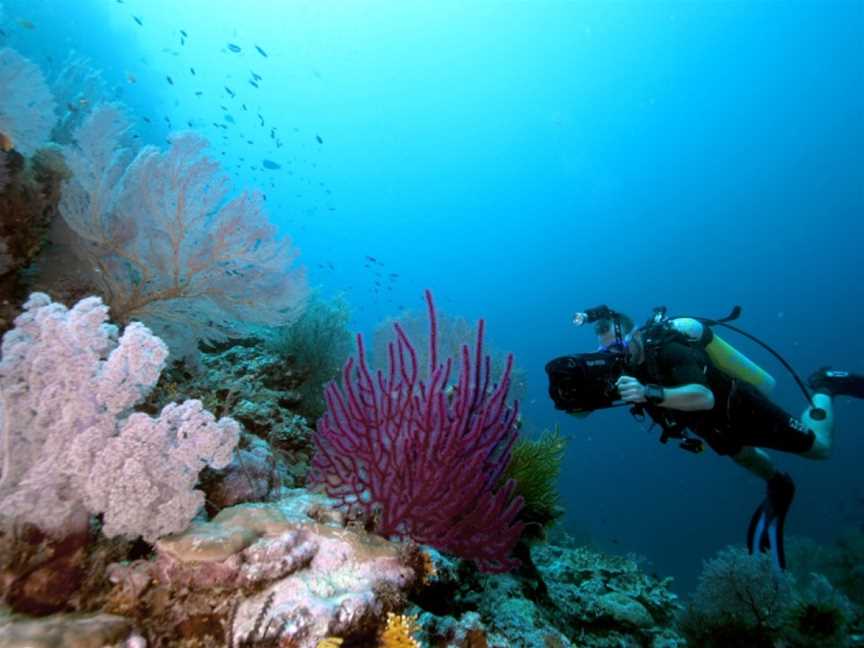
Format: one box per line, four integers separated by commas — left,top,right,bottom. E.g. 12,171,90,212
309,290,524,572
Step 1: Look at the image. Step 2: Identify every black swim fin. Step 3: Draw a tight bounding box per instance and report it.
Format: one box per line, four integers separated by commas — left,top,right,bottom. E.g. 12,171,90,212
747,471,795,570
808,367,864,398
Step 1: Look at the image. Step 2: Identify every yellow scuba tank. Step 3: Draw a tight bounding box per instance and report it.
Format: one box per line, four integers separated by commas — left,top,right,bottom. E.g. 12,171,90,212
669,318,776,396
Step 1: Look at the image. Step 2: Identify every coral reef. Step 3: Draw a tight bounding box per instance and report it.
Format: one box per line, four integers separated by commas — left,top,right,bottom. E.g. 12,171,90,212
266,292,353,422
48,52,116,145
0,146,69,334
409,540,684,647
0,508,142,614
678,544,862,647
0,47,56,155
310,289,525,572
787,531,864,608
503,426,567,539
0,610,140,647
104,491,422,647
0,293,239,541
379,612,422,647
56,103,308,360
372,304,529,404
0,150,7,194
142,338,317,508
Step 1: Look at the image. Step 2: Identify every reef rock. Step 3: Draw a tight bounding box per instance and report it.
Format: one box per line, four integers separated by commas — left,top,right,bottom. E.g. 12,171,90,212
105,489,421,647
0,610,139,648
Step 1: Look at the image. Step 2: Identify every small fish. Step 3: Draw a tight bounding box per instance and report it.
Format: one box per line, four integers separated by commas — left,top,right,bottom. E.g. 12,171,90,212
242,103,248,111
251,71,262,81
224,86,235,98
187,120,194,127
126,71,137,84
190,67,196,75
195,91,203,96
316,134,323,144
133,16,143,26
246,139,253,145
180,37,186,46
143,116,151,123
220,105,228,111
249,80,259,88
255,45,268,58
366,256,378,263
166,75,174,85
224,114,235,124
258,113,265,126
66,102,79,113
180,29,188,38
227,43,242,53
17,19,36,30
262,159,281,170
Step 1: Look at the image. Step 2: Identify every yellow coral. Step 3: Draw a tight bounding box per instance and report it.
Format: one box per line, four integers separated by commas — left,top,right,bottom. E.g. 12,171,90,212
379,612,421,648
317,638,344,648
419,550,437,585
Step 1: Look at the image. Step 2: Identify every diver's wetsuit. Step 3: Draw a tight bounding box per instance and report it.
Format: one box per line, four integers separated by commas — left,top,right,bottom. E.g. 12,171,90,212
632,341,815,456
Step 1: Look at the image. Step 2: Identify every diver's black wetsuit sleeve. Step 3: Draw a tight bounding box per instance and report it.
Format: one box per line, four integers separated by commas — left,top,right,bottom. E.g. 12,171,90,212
658,342,710,387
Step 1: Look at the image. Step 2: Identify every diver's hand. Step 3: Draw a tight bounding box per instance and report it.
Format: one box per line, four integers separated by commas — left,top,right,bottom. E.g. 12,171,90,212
572,312,588,326
616,375,647,403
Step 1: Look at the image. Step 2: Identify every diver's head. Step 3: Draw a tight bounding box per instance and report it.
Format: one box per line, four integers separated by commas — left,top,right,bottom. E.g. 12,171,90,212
594,313,635,352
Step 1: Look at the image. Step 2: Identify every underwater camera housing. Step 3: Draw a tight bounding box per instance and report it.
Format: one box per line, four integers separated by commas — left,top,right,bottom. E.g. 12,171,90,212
545,351,626,413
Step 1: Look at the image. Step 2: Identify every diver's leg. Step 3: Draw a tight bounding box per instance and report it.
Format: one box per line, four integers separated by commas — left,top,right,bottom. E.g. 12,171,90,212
800,393,835,459
732,446,778,480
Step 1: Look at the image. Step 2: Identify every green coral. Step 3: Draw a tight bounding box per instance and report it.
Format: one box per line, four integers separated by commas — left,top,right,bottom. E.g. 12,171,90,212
266,292,353,421
502,426,567,538
678,545,859,647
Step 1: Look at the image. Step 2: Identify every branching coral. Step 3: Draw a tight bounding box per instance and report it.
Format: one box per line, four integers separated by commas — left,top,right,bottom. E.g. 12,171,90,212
379,613,421,648
373,305,529,403
310,290,525,572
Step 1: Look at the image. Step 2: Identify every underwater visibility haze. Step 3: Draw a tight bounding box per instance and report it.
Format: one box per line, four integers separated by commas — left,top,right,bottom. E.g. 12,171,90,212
0,0,862,646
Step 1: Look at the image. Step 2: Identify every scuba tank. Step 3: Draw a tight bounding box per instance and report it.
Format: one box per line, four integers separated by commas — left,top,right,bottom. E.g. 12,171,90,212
650,305,822,419
667,318,776,396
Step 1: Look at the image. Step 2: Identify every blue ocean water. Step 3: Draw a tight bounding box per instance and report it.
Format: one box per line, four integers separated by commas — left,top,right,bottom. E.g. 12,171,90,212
4,0,861,595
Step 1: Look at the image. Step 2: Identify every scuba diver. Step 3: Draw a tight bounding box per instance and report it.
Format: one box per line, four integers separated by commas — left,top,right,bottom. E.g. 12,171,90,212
546,305,864,570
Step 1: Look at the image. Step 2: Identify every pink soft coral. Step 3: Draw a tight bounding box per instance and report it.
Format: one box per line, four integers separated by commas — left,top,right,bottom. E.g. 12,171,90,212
0,293,239,540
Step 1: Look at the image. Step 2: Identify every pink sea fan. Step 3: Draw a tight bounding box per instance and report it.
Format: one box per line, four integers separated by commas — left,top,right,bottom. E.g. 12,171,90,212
60,104,308,358
310,290,525,572
0,47,56,155
49,52,113,144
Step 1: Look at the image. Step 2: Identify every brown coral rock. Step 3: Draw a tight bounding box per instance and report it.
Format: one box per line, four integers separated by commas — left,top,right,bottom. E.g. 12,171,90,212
0,611,136,648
